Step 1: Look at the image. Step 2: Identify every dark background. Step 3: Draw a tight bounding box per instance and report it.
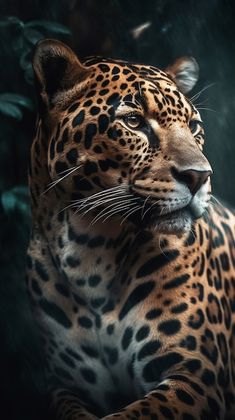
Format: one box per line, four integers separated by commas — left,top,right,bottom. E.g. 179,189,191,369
0,1,235,419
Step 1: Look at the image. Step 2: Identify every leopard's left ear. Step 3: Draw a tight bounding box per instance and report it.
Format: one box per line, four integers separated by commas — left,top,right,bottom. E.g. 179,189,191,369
33,39,91,110
165,57,199,94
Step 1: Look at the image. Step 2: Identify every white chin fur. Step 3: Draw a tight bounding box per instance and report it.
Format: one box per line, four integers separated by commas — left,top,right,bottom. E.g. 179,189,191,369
153,209,193,234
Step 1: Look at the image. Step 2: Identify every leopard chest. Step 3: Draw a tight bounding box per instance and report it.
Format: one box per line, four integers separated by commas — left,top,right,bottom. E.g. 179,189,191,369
41,277,152,414
37,222,151,409
31,217,205,412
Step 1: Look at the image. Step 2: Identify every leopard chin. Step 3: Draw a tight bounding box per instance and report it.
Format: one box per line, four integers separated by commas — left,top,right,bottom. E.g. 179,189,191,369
151,207,193,234
128,204,205,234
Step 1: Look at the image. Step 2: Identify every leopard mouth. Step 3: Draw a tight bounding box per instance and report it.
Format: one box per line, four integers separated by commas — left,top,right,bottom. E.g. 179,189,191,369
128,200,202,234
149,206,193,233
126,185,208,233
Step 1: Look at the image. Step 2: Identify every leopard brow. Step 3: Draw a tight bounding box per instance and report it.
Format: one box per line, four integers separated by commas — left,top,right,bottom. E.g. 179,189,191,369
135,83,148,112
122,101,141,110
121,93,148,111
139,93,148,113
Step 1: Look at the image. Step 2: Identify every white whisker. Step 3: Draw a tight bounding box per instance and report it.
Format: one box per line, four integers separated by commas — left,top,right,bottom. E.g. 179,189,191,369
77,191,132,207
78,195,133,218
41,165,82,195
158,234,168,257
102,204,133,222
190,83,216,103
72,186,125,205
91,201,133,225
142,200,161,219
120,204,142,225
193,98,209,107
210,194,223,207
141,195,150,220
58,185,128,216
55,166,78,176
196,107,217,113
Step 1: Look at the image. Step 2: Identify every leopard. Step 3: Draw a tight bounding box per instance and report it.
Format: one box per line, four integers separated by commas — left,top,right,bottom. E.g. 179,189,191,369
26,38,235,420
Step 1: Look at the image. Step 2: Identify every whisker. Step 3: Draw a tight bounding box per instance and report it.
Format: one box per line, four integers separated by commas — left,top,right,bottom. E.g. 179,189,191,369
102,204,132,223
58,186,129,215
158,234,168,258
55,166,78,176
58,202,77,214
190,83,216,103
193,98,209,106
78,195,133,217
196,107,217,113
189,226,196,241
41,165,82,195
142,200,160,219
210,194,222,207
160,204,166,216
208,200,216,210
141,195,150,220
120,204,142,225
75,195,123,211
91,202,133,225
69,187,126,209
72,186,125,205
87,197,137,224
76,191,132,208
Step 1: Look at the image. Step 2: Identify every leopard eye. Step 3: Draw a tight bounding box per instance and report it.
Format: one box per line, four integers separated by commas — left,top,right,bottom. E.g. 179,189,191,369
124,114,145,130
189,119,201,135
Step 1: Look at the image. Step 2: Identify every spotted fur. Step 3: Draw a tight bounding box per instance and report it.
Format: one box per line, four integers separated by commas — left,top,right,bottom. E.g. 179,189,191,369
26,39,235,419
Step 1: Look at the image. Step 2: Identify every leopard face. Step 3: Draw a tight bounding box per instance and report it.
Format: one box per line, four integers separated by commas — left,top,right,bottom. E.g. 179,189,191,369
33,39,212,234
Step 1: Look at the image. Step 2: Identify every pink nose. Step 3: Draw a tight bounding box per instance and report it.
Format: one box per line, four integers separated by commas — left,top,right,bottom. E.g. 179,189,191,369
172,167,212,195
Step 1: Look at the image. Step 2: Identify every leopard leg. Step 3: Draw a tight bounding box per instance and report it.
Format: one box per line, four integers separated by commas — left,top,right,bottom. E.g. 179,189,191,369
101,374,225,420
49,389,99,420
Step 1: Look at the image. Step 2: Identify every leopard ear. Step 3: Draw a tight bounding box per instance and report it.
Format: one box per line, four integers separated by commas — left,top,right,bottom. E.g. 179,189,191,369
165,57,199,94
32,39,90,110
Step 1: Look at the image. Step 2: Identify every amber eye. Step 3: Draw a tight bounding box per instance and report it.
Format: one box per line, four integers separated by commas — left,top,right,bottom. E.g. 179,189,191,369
189,119,201,135
124,114,145,129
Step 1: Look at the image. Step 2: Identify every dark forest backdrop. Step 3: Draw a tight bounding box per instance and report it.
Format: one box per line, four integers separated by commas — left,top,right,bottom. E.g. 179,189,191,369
0,1,235,419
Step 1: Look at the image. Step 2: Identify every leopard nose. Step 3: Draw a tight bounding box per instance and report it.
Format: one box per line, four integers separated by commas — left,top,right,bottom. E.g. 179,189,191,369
171,167,212,195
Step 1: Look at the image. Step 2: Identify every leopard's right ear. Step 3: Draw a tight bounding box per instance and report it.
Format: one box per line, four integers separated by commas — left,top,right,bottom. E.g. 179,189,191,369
32,39,90,111
165,57,199,94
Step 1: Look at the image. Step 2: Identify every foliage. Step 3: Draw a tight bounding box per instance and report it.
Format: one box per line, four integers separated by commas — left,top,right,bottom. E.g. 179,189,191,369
0,16,70,84
0,14,70,191
0,93,33,120
0,9,71,420
0,186,46,420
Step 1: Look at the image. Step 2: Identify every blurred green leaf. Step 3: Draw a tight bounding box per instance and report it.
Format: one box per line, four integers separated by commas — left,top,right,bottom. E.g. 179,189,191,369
0,16,24,45
1,186,30,215
24,65,34,85
0,16,24,29
19,48,32,70
0,93,33,110
27,19,70,35
12,35,25,55
0,93,33,120
24,28,43,45
0,102,22,120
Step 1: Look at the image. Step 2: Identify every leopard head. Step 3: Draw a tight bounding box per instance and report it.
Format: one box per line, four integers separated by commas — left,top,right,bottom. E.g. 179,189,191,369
32,39,212,234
